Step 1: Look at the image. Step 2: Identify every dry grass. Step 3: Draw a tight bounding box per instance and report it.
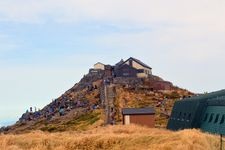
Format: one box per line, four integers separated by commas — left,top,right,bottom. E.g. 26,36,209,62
0,125,220,150
114,87,191,127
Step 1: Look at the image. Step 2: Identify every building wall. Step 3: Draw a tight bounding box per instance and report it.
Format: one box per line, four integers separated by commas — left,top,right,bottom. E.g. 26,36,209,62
123,114,155,128
114,64,138,77
200,105,225,135
104,66,113,77
124,115,130,125
137,72,148,78
94,63,105,70
125,60,152,75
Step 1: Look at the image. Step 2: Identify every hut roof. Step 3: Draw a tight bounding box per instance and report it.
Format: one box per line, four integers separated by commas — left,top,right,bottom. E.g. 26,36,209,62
122,107,155,115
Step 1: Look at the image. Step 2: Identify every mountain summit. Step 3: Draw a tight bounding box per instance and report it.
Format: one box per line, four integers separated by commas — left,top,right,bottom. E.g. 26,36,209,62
1,57,192,133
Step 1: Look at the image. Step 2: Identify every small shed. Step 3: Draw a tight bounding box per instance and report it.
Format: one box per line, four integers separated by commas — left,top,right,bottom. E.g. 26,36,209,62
122,107,155,128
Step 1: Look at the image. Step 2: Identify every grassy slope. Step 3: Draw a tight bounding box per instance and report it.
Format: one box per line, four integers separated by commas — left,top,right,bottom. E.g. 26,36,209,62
8,109,104,134
115,87,192,127
6,86,191,133
0,125,220,150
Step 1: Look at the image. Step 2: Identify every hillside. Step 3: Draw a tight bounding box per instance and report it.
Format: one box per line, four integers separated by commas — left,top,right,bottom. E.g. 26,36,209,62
1,58,193,133
0,125,220,150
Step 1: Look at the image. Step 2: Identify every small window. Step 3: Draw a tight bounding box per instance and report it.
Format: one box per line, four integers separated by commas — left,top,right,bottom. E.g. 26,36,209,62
203,113,208,122
208,113,214,123
173,112,177,120
214,114,220,124
188,113,192,120
179,112,182,118
220,115,225,124
176,111,179,118
177,112,182,120
183,113,186,120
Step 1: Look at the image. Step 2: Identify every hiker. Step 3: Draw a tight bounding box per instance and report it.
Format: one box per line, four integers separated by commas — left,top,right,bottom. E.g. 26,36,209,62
59,106,65,116
30,107,33,112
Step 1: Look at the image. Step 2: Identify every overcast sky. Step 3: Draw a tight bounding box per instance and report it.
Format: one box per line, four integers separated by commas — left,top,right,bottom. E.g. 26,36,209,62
0,0,225,126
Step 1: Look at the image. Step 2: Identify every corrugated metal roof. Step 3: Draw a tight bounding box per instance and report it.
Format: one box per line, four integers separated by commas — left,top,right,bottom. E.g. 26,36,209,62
122,107,155,115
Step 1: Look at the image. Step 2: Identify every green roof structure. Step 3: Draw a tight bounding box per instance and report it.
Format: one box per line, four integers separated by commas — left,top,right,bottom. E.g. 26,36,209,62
167,90,225,135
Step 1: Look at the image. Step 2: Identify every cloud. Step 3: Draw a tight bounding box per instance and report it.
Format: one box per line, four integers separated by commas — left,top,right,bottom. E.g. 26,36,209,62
1,0,225,124
93,24,225,62
1,1,224,61
0,0,225,28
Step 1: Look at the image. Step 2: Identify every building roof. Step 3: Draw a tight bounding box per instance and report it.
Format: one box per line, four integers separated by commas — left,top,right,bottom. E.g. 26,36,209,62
122,107,155,115
115,59,124,66
94,62,105,66
124,57,152,69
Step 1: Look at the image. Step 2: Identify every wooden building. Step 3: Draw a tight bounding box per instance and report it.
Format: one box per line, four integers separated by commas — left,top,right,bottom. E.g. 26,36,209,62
122,107,155,128
94,62,105,70
114,57,152,78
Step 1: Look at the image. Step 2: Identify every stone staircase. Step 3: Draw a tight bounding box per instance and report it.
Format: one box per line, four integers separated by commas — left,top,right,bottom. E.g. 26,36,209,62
100,82,116,125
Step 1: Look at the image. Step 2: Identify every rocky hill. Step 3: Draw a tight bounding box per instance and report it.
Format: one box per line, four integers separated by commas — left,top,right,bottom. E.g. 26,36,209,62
1,57,193,134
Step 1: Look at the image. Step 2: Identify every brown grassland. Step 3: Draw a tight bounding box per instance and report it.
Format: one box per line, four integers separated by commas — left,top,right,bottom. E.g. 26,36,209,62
0,125,220,150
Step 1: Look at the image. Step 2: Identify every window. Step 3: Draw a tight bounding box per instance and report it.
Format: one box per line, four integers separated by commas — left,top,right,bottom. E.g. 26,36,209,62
187,113,192,121
123,73,129,76
220,115,225,124
177,112,182,120
214,114,220,124
208,113,214,123
179,112,182,118
203,113,208,122
183,113,186,120
172,111,177,119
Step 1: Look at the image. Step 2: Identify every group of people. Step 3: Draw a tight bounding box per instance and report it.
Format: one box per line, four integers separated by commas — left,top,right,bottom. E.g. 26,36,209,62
19,95,91,123
19,107,41,122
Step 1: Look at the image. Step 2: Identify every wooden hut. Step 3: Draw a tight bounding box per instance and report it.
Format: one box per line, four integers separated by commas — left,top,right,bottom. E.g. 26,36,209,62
122,107,155,128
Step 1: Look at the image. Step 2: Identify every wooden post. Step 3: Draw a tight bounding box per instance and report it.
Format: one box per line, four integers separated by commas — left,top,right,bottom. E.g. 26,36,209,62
221,134,223,150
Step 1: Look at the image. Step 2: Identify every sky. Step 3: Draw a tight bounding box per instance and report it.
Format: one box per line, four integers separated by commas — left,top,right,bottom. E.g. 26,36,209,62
0,0,225,127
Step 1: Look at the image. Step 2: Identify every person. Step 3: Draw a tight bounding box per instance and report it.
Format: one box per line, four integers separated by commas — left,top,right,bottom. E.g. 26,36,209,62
59,106,65,116
30,107,33,112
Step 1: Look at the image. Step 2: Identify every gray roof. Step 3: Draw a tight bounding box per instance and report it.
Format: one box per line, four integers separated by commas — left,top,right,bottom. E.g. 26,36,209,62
123,57,152,69
122,107,155,115
115,59,124,66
